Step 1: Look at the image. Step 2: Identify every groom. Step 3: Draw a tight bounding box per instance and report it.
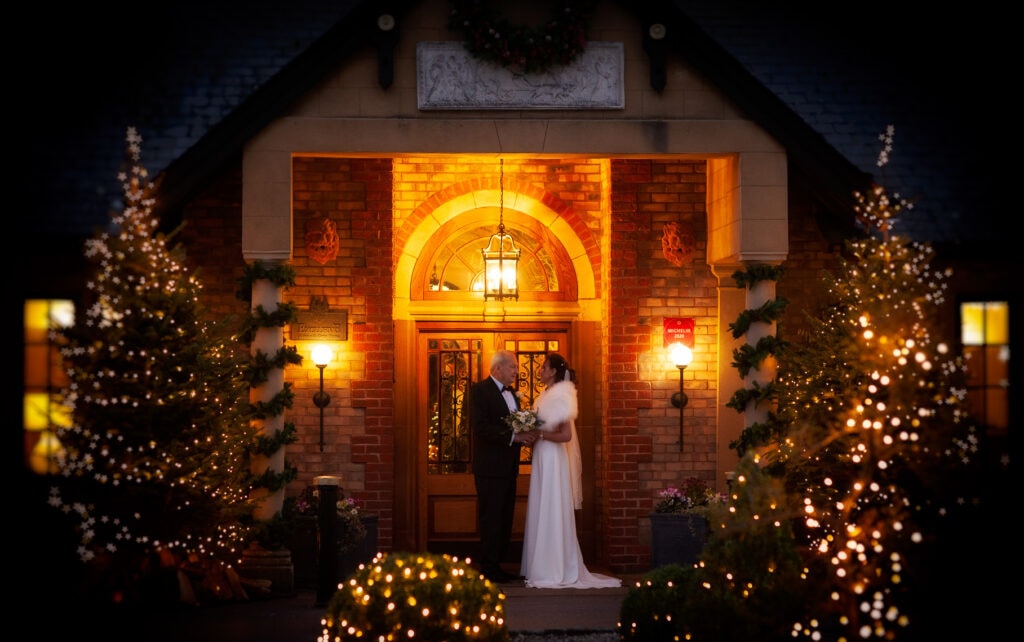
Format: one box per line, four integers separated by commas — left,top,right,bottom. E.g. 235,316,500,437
470,349,537,583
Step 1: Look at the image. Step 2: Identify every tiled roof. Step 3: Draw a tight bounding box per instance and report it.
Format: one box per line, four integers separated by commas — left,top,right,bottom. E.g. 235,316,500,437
677,1,997,251
28,0,354,237
26,0,996,252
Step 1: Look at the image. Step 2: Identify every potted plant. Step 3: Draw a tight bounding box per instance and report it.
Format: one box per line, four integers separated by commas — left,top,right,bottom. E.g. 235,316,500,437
649,476,727,568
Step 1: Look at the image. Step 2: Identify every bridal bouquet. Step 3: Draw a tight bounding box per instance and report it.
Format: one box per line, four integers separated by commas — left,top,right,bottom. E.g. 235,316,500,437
504,409,541,434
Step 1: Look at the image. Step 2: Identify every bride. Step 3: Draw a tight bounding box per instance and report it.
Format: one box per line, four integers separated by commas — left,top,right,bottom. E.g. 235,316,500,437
520,353,621,589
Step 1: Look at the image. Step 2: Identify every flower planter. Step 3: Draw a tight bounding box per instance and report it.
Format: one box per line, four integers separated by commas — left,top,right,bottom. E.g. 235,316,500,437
649,512,708,569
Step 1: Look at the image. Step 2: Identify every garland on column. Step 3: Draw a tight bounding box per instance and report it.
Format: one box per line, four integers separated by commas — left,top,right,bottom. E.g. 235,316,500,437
237,261,302,547
726,264,789,458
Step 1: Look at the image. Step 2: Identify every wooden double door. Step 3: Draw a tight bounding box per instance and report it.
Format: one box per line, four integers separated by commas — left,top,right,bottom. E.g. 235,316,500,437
411,322,569,560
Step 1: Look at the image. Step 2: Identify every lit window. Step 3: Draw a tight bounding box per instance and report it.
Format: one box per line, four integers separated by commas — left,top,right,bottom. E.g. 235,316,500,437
960,301,1009,433
23,299,74,474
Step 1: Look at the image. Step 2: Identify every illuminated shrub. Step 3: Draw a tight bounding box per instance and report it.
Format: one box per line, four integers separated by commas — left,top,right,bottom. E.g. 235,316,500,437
322,551,509,641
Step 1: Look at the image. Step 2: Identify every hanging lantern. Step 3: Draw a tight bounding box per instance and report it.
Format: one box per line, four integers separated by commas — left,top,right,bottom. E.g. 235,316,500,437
482,159,520,301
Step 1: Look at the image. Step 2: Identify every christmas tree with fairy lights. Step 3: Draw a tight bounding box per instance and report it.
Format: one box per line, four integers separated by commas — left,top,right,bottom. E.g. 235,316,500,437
772,126,995,640
627,128,1008,641
48,127,258,604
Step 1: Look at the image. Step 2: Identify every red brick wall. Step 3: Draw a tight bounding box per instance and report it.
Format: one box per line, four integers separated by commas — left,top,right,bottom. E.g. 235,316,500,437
178,156,845,572
177,165,248,320
180,158,397,550
775,186,844,342
290,157,395,548
605,159,712,571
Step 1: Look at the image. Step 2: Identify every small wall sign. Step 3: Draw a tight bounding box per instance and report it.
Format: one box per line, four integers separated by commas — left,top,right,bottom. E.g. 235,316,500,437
293,296,347,341
663,317,694,348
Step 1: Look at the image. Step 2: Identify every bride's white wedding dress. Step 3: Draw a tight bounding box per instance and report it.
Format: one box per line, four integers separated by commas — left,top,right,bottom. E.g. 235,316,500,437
520,380,621,589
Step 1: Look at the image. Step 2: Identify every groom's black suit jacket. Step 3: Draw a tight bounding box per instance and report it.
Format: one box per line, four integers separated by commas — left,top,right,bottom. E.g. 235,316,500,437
470,377,522,478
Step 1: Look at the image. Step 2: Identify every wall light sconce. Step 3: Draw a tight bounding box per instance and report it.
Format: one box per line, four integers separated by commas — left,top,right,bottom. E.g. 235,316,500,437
312,344,333,452
669,342,693,451
482,159,520,301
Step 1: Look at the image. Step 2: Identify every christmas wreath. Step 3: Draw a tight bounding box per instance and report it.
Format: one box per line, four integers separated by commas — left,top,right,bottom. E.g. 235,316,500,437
447,1,596,73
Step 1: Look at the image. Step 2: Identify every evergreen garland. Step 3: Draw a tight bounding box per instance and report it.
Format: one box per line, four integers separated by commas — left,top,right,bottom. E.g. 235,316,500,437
249,385,298,419
238,302,301,342
246,346,303,386
730,335,787,378
253,423,299,457
237,261,297,295
725,380,778,412
447,0,595,73
731,263,785,289
251,463,300,493
236,259,303,549
729,298,790,338
726,263,787,453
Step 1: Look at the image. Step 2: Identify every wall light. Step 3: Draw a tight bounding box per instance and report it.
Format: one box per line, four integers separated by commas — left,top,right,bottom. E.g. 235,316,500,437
482,159,520,301
312,345,333,452
669,342,693,451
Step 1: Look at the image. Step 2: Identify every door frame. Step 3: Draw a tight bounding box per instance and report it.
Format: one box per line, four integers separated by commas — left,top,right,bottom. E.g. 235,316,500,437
392,321,571,555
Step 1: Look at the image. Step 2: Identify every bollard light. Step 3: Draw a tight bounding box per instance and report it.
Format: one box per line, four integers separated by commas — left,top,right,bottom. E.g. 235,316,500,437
314,475,341,606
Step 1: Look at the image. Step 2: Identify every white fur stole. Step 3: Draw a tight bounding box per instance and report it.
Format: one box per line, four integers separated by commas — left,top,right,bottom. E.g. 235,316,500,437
536,380,578,428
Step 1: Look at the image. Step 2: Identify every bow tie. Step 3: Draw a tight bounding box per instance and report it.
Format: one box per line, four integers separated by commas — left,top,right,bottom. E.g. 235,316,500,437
502,386,514,393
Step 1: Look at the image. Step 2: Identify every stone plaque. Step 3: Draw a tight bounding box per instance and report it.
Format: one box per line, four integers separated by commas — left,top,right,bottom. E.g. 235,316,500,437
417,41,624,110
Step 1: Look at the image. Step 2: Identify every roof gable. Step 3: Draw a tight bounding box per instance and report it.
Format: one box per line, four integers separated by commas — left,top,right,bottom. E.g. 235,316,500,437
27,0,992,251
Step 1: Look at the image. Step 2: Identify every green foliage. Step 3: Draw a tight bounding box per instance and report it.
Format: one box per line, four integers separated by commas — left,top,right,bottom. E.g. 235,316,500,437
248,384,297,419
728,298,789,338
238,302,300,341
252,421,299,456
234,257,302,551
724,379,777,412
246,345,304,385
251,462,299,493
714,133,1008,640
723,131,1004,639
766,187,993,636
237,260,297,295
48,128,258,602
727,415,788,461
618,564,694,641
731,264,784,289
244,510,296,552
447,0,596,74
323,551,509,641
625,461,815,642
730,335,786,377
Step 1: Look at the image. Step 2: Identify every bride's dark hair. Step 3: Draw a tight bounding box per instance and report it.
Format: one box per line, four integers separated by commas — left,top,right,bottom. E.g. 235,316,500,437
546,353,576,384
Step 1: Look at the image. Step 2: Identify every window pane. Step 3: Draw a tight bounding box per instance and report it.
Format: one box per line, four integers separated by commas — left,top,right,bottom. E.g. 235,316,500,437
985,388,1009,430
959,300,1010,435
23,298,74,474
960,302,985,345
986,302,1010,344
